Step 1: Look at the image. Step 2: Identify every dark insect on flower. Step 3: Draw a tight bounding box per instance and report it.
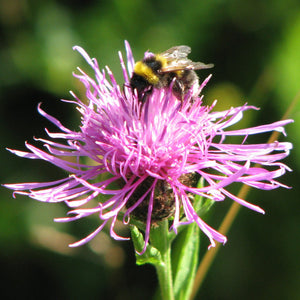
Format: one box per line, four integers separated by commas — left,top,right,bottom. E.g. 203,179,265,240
130,45,214,104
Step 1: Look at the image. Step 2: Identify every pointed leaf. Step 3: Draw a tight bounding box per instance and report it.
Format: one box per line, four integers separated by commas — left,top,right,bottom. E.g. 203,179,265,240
130,225,162,266
172,222,200,300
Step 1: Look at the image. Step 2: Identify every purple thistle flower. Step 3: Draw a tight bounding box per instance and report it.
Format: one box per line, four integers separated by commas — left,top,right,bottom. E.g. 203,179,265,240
4,41,293,253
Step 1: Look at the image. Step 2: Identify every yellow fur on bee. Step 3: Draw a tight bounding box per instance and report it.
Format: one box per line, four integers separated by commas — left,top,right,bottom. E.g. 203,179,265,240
133,61,159,84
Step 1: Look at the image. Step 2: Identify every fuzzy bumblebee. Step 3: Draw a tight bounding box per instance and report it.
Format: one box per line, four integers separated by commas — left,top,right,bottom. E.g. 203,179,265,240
130,45,214,103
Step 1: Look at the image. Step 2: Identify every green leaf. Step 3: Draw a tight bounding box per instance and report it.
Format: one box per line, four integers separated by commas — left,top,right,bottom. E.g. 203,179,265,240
130,225,162,266
171,177,207,299
194,177,215,216
172,222,200,300
195,196,215,217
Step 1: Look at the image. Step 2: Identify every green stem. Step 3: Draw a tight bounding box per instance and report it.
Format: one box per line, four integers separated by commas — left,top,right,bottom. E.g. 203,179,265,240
151,220,174,300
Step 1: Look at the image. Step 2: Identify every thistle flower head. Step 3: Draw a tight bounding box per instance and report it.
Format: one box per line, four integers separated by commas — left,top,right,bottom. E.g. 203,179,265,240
5,41,293,253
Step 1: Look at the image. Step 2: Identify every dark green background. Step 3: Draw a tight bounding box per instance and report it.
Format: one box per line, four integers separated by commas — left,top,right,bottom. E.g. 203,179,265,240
1,0,299,299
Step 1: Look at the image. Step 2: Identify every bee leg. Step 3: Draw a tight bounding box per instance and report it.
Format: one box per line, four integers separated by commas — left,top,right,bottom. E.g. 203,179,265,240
173,79,185,109
138,87,153,117
140,88,152,105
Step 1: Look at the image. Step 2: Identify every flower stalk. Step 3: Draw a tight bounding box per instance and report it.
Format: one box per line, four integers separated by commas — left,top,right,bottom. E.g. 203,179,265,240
151,220,175,300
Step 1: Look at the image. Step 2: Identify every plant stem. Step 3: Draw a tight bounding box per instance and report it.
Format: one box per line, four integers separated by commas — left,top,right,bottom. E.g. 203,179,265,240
151,220,174,300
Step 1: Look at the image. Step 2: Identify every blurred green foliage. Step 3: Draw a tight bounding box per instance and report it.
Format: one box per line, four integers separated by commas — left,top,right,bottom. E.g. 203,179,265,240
0,0,299,299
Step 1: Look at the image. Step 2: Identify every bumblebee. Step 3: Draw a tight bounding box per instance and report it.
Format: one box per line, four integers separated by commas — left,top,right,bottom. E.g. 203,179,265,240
130,45,214,103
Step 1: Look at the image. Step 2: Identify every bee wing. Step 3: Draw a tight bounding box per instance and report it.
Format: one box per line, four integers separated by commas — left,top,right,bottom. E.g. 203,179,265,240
160,46,191,60
188,61,214,70
160,60,214,73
